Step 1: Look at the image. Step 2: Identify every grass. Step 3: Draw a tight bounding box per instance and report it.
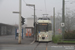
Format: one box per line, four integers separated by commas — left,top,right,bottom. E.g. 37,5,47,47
52,35,75,43
59,41,75,43
52,35,62,43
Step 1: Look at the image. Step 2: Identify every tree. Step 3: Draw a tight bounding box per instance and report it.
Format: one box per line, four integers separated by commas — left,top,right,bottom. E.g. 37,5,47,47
55,10,75,34
65,10,75,32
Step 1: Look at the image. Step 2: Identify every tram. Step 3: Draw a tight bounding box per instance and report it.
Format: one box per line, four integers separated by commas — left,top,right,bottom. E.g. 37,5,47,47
35,17,52,42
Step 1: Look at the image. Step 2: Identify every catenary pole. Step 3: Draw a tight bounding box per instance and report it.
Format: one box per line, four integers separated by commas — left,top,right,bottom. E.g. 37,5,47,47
62,0,65,40
53,7,55,37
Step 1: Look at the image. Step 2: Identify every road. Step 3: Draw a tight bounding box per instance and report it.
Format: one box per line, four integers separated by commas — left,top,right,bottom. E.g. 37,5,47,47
0,35,34,44
0,35,75,50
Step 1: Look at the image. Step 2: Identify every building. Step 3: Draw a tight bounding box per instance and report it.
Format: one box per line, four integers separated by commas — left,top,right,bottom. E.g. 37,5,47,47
26,17,37,27
0,23,17,36
25,17,37,37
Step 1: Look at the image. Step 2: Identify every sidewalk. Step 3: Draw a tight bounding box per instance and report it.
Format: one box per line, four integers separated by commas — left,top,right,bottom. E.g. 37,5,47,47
0,35,34,45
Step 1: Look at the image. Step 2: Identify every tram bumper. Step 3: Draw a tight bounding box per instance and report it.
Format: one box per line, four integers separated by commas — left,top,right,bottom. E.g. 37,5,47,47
42,37,45,39
38,37,49,42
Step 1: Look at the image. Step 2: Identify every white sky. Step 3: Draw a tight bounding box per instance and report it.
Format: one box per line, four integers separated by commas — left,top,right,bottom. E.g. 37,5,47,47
0,0,75,25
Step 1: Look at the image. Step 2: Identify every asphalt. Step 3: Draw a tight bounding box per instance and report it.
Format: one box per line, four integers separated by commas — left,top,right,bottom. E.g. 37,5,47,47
0,35,34,45
0,35,75,50
0,42,75,50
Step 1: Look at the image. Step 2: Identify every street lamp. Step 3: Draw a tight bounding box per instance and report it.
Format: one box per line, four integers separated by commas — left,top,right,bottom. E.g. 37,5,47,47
26,4,36,41
26,4,35,6
13,11,19,14
26,4,35,26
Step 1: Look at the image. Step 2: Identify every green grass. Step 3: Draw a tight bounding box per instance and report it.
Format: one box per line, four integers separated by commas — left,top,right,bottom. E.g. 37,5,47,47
52,35,62,43
52,35,75,43
60,41,75,43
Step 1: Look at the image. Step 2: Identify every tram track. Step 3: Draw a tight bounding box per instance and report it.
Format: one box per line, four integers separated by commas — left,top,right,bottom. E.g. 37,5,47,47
46,43,48,50
34,42,48,50
34,43,40,50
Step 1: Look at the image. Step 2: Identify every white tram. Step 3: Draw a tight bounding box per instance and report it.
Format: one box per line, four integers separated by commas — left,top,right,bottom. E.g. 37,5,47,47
35,17,52,42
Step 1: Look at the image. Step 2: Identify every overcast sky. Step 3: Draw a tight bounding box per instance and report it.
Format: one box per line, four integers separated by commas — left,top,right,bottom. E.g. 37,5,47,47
0,0,75,25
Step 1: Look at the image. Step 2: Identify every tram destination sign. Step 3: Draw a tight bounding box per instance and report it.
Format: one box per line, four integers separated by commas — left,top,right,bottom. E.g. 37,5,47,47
39,23,47,25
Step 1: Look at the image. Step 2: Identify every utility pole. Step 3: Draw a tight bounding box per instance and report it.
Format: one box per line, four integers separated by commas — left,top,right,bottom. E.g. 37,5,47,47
34,5,35,24
62,0,65,40
18,0,22,44
33,5,35,41
53,7,55,37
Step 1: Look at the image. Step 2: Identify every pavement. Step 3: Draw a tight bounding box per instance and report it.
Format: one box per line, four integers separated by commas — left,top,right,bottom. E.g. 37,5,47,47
0,35,34,45
0,35,75,50
0,42,75,50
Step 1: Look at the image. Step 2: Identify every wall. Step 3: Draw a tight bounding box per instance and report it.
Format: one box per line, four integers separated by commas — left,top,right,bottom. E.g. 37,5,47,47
0,23,17,36
26,18,34,27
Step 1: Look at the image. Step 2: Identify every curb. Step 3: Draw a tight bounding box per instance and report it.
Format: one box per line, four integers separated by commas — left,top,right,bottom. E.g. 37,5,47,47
57,42,75,44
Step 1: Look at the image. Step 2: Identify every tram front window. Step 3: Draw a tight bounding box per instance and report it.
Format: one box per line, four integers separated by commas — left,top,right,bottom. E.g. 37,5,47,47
38,24,48,32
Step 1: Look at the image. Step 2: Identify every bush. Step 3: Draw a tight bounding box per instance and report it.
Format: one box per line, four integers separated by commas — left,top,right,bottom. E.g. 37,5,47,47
52,35,62,43
64,30,75,39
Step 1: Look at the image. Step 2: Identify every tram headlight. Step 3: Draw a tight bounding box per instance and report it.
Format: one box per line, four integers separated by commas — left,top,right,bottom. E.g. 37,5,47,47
46,35,48,37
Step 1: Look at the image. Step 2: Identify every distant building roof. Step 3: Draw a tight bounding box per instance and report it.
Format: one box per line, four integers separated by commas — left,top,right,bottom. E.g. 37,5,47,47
0,23,18,28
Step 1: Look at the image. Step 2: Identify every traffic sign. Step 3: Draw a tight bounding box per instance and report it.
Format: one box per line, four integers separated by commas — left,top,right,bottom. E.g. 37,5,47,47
61,23,65,27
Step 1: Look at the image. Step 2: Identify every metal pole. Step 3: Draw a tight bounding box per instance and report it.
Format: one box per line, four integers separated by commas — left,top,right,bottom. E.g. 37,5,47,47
62,0,65,40
22,28,23,39
34,5,35,41
34,6,35,24
18,0,22,44
53,7,55,37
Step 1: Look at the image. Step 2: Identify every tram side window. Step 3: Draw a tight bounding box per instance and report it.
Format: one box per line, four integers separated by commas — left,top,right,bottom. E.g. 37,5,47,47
48,23,52,30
